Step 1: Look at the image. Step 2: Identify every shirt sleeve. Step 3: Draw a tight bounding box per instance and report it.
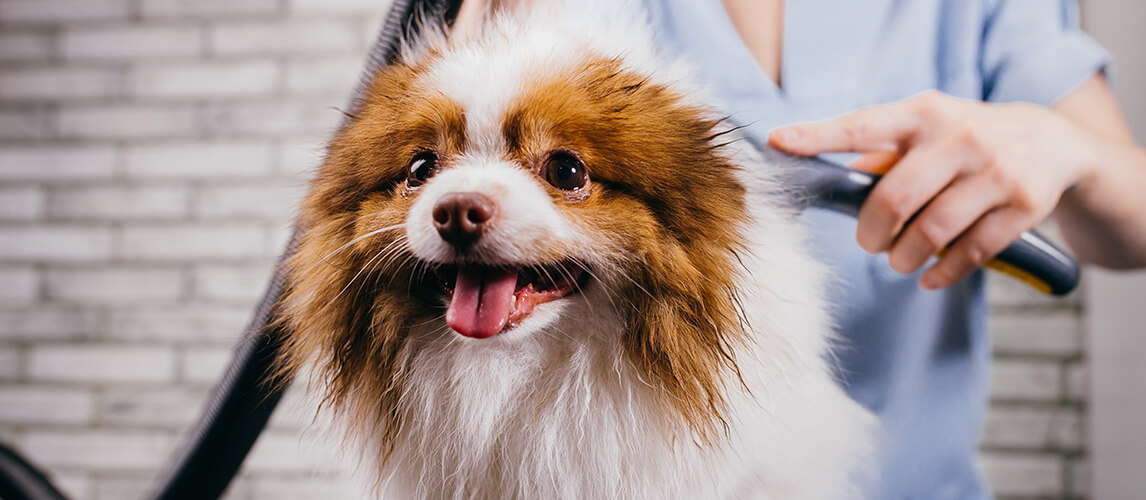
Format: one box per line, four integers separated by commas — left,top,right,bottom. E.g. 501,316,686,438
979,0,1110,105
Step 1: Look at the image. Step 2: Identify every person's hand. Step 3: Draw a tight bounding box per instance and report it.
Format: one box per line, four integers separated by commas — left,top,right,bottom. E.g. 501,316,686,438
769,91,1101,290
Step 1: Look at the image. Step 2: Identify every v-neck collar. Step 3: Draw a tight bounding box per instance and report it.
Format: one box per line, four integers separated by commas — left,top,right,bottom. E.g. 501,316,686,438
712,0,788,98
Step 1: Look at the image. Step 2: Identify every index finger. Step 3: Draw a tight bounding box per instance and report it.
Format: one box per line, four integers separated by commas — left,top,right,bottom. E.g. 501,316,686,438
768,100,923,156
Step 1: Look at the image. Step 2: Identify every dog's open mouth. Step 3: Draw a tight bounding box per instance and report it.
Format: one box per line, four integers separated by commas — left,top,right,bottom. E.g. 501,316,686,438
434,260,587,339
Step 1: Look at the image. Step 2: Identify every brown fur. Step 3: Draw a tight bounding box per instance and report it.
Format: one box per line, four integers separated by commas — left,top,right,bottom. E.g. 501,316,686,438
275,50,751,464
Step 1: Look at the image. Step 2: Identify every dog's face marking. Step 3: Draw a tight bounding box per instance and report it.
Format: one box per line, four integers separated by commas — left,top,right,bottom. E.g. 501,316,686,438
276,22,754,465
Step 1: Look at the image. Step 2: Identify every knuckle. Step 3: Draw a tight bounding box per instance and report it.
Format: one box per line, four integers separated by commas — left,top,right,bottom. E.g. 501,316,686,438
882,189,915,223
913,91,948,119
842,117,872,144
960,244,989,267
917,219,949,251
983,161,1013,187
1010,187,1041,213
953,122,985,150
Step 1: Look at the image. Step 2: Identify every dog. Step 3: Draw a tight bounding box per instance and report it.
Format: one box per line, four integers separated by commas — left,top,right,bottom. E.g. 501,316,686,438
275,2,873,498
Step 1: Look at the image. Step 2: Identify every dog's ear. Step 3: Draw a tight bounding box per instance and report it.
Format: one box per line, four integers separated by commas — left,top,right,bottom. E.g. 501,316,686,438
275,222,417,461
622,231,751,443
273,56,446,462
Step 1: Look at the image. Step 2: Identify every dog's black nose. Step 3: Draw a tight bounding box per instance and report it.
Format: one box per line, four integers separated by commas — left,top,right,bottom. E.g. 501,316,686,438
433,192,497,248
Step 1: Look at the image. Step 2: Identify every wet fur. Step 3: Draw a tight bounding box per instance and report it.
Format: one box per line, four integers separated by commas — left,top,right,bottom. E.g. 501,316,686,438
275,2,873,498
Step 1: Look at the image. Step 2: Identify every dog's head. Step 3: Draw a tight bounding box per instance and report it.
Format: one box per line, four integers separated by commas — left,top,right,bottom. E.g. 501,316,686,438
278,6,756,449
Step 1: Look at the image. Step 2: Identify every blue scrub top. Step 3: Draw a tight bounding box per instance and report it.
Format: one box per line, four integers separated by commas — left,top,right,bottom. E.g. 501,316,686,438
645,1,1107,498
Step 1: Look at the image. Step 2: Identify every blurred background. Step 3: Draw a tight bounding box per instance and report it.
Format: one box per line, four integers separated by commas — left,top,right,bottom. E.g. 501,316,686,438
0,0,1142,499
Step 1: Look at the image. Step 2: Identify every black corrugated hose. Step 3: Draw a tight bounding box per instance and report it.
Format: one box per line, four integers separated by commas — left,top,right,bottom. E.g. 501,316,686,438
0,1,460,499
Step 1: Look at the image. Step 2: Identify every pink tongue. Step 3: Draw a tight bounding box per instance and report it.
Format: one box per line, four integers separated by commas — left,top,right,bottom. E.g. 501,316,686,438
445,265,518,339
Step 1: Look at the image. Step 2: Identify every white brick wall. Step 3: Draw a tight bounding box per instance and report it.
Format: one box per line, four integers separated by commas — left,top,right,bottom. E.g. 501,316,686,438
124,141,276,179
0,0,131,24
0,67,121,101
60,26,204,60
28,345,176,384
0,147,118,180
0,0,1093,498
56,104,199,140
0,386,95,425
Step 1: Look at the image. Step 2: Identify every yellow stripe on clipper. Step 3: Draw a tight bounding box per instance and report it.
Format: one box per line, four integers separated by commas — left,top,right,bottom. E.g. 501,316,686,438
934,248,1054,294
984,258,1052,294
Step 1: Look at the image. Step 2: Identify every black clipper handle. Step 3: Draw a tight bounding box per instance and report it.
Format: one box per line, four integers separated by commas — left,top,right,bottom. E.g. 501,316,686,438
785,154,1080,296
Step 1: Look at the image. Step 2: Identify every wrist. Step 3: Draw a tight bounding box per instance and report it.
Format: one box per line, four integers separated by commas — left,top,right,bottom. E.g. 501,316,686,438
1061,126,1109,201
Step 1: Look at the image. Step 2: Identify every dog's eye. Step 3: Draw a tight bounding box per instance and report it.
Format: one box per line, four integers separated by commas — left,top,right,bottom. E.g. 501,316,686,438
407,152,438,187
544,153,588,191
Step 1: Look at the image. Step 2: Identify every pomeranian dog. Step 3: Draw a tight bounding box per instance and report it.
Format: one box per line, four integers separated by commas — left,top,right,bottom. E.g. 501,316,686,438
276,2,873,498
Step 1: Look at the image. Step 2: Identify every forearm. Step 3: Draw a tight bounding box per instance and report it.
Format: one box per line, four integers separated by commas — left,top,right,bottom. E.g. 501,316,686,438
1054,135,1146,268
1050,75,1146,269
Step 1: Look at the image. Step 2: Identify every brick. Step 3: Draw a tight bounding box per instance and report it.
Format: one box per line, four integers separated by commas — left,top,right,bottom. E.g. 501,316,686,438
267,386,323,431
181,346,233,384
45,267,185,303
288,0,392,14
990,312,1080,357
0,385,95,425
93,476,159,500
94,476,249,500
979,452,1063,497
0,266,39,303
203,100,344,137
106,303,252,343
195,182,304,220
0,306,98,340
990,360,1061,402
99,387,208,427
0,146,117,181
360,15,387,47
61,25,203,60
0,31,53,61
0,185,45,220
0,348,19,380
1065,362,1087,402
1070,458,1090,497
125,141,274,179
50,472,92,500
0,226,113,262
250,475,355,500
28,345,175,384
0,0,131,24
243,430,344,474
277,137,327,176
0,108,52,140
269,222,294,254
20,430,173,470
210,20,359,56
57,104,198,140
140,0,280,19
118,223,267,260
285,56,362,95
128,60,278,99
981,406,1082,451
0,67,121,101
49,185,191,221
192,262,276,302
